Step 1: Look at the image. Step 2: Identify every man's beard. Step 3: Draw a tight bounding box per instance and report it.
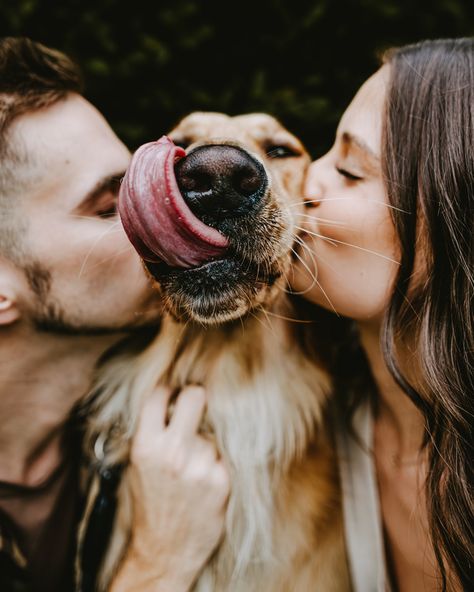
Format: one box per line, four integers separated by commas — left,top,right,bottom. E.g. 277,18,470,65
24,261,160,336
34,303,158,336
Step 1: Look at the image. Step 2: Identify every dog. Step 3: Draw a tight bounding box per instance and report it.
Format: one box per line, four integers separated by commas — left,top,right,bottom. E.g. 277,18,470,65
79,113,350,591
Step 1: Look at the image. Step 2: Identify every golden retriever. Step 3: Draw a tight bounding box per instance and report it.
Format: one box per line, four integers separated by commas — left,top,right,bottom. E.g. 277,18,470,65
79,113,350,591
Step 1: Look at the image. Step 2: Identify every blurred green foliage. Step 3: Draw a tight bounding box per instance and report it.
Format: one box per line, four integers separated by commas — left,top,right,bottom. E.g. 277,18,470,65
1,0,473,155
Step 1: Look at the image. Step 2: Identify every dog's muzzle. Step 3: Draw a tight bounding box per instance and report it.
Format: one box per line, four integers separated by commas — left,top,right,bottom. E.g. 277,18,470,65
176,145,268,223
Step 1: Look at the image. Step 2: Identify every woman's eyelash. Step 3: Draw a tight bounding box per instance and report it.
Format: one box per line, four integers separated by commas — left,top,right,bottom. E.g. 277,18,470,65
336,167,363,181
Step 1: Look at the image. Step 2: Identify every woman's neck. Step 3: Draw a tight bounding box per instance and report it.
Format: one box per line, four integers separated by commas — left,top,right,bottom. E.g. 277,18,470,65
357,320,425,461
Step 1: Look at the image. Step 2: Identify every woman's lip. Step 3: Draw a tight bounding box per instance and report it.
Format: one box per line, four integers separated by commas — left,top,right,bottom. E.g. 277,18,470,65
118,136,228,269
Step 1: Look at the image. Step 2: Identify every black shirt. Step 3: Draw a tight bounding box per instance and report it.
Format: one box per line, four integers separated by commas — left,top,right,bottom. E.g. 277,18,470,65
0,432,83,592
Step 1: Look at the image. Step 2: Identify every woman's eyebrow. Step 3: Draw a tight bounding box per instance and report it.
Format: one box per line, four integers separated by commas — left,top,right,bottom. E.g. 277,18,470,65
341,132,379,163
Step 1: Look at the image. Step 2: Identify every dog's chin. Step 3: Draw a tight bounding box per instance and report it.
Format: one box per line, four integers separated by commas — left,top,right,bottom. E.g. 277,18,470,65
145,258,282,325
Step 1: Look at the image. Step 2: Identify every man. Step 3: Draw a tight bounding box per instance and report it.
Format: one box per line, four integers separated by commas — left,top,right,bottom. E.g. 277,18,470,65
0,37,228,591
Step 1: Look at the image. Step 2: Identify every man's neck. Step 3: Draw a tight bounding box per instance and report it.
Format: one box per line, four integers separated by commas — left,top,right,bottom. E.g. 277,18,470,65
357,320,425,462
0,322,123,486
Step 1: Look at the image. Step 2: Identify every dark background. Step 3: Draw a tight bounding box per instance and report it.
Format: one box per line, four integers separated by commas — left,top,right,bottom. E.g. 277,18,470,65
2,0,473,156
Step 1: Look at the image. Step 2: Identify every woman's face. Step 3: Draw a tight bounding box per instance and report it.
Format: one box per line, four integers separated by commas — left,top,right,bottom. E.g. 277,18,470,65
290,66,400,322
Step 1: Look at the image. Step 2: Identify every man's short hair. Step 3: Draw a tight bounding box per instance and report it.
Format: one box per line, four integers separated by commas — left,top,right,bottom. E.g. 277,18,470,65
0,37,83,261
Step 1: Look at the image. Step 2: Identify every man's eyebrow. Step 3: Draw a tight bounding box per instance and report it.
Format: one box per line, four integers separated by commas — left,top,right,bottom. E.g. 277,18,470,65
75,172,125,210
341,132,379,162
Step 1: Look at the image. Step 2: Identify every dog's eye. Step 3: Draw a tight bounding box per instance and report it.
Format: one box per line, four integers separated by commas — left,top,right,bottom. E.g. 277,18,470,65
266,145,299,159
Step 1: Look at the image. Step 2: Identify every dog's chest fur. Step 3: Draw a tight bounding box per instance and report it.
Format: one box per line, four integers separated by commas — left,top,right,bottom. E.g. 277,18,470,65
85,305,350,591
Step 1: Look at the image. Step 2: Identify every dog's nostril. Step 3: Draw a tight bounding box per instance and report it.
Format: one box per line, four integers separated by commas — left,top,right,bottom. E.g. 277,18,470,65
175,145,267,220
233,166,262,196
179,171,213,194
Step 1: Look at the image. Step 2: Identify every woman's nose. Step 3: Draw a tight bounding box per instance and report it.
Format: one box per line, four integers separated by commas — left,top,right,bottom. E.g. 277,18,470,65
303,158,325,208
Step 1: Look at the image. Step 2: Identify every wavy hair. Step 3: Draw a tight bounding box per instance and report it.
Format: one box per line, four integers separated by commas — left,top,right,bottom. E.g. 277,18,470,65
380,38,474,590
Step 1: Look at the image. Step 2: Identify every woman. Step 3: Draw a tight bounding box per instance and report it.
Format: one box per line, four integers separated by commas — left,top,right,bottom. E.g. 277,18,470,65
291,38,473,591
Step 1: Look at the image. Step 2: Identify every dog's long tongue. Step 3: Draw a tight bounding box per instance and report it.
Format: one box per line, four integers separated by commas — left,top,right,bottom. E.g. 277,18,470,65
119,136,228,268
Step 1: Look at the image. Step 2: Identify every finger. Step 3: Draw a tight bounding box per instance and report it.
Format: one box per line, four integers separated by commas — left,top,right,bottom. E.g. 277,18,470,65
193,435,219,462
135,386,173,444
168,385,207,439
212,461,231,505
195,431,219,459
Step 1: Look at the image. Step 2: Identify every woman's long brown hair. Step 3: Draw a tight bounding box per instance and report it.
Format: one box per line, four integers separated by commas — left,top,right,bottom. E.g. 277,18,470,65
380,38,474,590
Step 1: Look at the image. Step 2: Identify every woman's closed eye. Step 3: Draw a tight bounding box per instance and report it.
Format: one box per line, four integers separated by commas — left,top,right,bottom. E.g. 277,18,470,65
335,166,363,182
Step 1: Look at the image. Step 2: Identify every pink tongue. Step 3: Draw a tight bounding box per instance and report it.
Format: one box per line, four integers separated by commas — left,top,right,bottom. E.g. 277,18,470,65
119,136,228,268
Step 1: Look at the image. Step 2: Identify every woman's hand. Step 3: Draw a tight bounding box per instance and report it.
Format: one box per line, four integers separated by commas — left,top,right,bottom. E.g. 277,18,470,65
110,385,230,592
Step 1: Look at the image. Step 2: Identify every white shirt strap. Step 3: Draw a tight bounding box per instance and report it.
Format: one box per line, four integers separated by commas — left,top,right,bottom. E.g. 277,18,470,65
335,401,391,592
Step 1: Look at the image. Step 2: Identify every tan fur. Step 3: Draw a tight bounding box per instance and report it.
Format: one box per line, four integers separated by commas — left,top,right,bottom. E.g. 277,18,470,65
79,113,351,591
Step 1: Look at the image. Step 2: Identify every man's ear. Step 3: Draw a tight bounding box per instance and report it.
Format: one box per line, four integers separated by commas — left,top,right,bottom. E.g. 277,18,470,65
0,294,20,325
0,261,22,326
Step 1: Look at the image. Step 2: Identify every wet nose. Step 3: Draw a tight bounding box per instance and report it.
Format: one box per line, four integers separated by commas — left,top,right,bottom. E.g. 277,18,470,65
175,145,267,220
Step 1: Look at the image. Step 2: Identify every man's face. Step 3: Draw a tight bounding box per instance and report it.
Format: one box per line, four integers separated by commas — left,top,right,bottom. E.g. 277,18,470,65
10,94,160,333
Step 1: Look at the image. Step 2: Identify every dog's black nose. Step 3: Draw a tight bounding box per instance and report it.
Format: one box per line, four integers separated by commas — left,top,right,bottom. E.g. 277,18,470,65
175,145,267,220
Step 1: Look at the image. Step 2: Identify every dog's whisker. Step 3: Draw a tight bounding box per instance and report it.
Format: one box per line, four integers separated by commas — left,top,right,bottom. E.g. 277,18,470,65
290,236,339,315
70,225,125,246
293,241,346,282
252,305,274,331
279,280,296,296
81,246,135,272
289,197,411,214
294,213,349,227
70,215,122,223
288,245,318,295
288,198,310,209
78,223,127,278
294,225,340,248
238,313,246,336
261,308,314,324
295,226,401,265
396,287,423,323
293,233,347,282
259,307,279,337
249,306,276,336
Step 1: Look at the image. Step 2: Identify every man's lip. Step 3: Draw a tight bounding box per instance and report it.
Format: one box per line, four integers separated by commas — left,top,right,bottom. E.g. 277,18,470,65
119,136,228,269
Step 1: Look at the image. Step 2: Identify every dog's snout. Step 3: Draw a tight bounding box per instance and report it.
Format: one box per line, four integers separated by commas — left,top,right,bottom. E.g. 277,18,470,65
175,145,267,220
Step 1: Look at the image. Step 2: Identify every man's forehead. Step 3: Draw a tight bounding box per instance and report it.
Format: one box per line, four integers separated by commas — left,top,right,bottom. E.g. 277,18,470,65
11,95,111,162
7,94,130,203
